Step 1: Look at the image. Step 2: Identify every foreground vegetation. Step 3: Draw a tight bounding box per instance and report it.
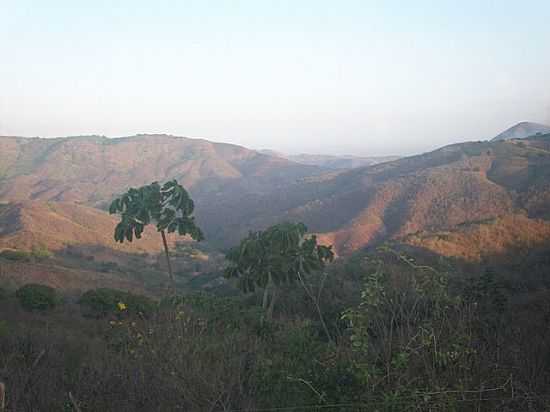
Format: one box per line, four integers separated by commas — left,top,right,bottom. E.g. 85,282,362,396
1,246,549,411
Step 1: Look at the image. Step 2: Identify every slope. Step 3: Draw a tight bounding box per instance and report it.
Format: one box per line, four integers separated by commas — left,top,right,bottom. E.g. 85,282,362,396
0,200,178,254
491,121,550,141
0,134,322,207
3,133,550,262
204,134,550,257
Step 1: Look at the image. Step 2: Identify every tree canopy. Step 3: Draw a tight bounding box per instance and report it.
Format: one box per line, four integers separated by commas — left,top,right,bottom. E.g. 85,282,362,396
109,180,203,288
109,180,203,243
225,222,333,292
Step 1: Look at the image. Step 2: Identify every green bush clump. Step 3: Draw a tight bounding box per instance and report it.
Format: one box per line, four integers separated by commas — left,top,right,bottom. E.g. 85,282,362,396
0,249,31,262
79,288,156,318
31,246,53,260
15,283,59,312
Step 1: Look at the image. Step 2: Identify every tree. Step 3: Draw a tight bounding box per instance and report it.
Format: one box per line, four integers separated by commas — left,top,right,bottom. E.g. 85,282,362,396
109,180,203,288
224,222,334,329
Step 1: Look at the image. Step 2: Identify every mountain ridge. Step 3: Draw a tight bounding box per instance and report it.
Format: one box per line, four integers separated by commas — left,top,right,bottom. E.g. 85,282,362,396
199,134,550,256
2,131,550,263
491,121,550,141
259,149,399,169
0,133,324,207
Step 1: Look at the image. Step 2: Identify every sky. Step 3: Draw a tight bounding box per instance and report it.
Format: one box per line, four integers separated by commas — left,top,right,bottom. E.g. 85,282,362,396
1,0,550,156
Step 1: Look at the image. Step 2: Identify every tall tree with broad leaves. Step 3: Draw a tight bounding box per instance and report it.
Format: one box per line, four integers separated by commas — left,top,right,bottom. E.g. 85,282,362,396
225,222,334,336
109,180,203,289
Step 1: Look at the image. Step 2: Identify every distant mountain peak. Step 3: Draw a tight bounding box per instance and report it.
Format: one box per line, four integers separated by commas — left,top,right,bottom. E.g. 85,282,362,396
491,121,550,141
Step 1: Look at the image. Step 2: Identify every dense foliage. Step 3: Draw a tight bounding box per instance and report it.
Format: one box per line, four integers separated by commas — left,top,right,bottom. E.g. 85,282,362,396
109,180,203,243
109,179,204,287
225,222,333,291
79,288,156,318
225,222,334,323
1,246,550,411
15,284,59,312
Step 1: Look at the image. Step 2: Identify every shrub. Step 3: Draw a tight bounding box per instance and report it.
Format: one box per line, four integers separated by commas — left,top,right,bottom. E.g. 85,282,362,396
0,249,31,262
31,246,53,260
79,288,155,318
15,284,59,311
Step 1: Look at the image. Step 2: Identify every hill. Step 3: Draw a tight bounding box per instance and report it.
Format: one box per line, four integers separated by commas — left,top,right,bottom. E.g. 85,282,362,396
260,149,399,169
0,200,227,293
206,134,550,258
403,213,550,262
491,121,550,141
2,133,550,264
0,200,179,254
0,134,322,207
0,258,149,295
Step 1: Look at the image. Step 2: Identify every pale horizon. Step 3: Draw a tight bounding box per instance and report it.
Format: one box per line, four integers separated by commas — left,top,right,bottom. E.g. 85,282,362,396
1,119,546,159
2,0,549,156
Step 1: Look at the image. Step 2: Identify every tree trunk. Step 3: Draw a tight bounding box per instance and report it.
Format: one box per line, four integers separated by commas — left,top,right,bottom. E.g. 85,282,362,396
0,382,5,412
297,269,334,344
261,273,278,323
262,284,270,312
267,287,278,320
160,230,175,290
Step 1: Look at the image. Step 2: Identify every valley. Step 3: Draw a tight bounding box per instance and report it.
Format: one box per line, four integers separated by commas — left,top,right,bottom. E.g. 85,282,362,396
3,3,550,409
2,126,550,292
2,126,550,411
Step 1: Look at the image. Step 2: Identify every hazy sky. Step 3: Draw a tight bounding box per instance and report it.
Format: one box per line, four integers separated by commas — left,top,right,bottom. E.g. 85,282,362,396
1,0,549,156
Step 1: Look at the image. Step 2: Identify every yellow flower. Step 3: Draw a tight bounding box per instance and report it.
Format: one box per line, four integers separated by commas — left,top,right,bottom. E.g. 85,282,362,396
117,302,127,311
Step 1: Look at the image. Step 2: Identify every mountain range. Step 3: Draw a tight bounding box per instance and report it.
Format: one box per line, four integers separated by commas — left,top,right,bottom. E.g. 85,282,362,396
206,132,550,257
0,134,321,207
1,122,550,277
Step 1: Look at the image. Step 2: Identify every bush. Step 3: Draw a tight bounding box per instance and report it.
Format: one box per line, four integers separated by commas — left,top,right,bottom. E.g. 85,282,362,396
0,249,31,262
15,284,59,312
79,288,156,318
31,246,53,260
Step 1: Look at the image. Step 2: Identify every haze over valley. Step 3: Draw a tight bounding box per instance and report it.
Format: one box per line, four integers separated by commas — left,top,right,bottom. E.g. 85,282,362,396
2,121,550,271
2,1,550,410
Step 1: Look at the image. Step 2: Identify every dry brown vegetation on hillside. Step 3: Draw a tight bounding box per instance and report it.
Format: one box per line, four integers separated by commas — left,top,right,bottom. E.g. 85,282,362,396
0,201,179,254
2,134,550,264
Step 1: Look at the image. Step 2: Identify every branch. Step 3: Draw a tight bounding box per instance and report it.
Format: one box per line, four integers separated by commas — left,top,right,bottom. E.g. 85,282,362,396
296,269,333,344
286,376,326,403
68,392,83,412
